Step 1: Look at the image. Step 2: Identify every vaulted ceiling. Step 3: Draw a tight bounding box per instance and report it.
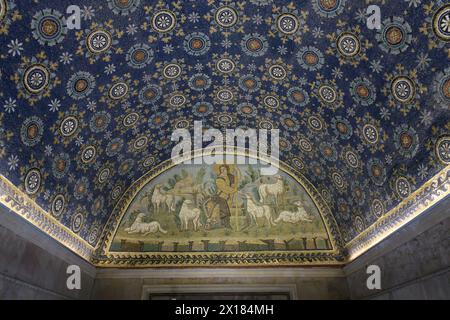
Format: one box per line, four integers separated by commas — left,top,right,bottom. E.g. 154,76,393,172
0,0,449,260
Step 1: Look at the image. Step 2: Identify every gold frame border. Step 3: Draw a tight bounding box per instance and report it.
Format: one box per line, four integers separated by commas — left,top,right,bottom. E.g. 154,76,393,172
0,156,447,267
93,148,345,267
345,165,450,261
0,174,94,261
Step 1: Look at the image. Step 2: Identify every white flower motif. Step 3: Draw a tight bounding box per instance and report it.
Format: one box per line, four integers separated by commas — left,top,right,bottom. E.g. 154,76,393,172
43,190,51,200
92,35,107,49
395,82,411,98
354,9,367,23
420,110,433,126
277,45,287,55
105,64,116,75
332,67,343,79
252,14,263,25
312,27,324,38
188,12,200,23
75,136,84,147
7,155,19,171
341,39,356,53
59,52,73,65
3,98,16,113
156,15,171,29
417,163,428,180
221,39,232,49
194,63,203,72
81,5,95,20
163,44,174,54
87,100,97,111
48,99,61,112
7,39,23,57
416,52,431,70
29,72,44,87
126,24,138,35
44,145,53,156
380,107,391,120
369,60,383,73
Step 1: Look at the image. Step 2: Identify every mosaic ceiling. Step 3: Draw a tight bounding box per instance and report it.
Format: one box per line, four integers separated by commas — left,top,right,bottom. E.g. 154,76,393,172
0,0,449,262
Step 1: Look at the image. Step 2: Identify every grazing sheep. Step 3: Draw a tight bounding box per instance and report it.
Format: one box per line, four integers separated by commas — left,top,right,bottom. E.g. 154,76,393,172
124,213,167,235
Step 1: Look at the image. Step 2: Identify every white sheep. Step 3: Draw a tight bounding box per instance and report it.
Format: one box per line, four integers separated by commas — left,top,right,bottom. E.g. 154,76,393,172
243,193,276,227
258,175,284,207
151,184,167,214
275,201,312,224
178,199,202,231
124,213,167,235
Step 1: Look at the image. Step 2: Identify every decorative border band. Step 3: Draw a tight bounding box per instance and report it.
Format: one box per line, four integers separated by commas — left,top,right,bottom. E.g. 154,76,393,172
345,165,450,261
92,251,345,268
0,174,94,261
93,149,345,267
1,162,448,266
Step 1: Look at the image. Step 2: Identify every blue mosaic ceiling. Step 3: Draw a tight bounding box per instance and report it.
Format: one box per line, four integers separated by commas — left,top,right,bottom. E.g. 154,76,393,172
0,0,449,248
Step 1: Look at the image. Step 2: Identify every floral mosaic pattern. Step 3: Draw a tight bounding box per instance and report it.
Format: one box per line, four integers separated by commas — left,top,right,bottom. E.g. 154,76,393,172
0,0,449,248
